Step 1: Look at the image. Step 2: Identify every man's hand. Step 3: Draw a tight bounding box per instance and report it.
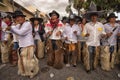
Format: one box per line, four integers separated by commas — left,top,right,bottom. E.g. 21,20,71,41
3,40,8,45
32,33,35,37
117,33,120,36
85,33,90,37
101,34,106,38
73,31,77,35
65,37,68,40
6,27,11,31
47,31,52,35
56,31,61,36
106,32,112,37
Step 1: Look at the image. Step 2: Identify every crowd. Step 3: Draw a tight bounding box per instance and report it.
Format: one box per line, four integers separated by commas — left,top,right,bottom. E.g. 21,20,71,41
0,8,120,78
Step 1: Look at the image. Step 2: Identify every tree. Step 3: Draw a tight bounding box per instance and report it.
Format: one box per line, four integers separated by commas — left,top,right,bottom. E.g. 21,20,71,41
71,0,120,16
73,0,86,16
85,0,120,12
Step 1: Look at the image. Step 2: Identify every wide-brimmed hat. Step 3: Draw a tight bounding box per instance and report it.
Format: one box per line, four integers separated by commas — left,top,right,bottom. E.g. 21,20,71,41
30,17,43,23
107,13,117,19
5,12,15,18
84,1,104,20
30,11,43,23
75,16,82,23
14,10,26,18
49,10,59,18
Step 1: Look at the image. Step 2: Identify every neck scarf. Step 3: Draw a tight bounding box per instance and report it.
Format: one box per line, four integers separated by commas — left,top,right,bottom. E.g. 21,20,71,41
5,21,12,26
50,19,59,28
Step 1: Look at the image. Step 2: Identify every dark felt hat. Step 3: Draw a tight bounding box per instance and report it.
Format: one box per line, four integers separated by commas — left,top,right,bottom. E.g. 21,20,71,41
62,16,68,22
49,10,59,18
14,10,26,18
30,11,43,23
107,13,117,19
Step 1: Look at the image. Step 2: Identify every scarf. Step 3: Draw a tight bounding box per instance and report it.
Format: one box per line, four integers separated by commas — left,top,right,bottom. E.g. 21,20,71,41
5,21,12,26
50,19,59,29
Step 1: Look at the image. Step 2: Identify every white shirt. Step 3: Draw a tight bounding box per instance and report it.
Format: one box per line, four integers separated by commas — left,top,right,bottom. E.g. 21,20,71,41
45,21,64,40
34,25,41,40
11,24,19,42
11,21,34,47
63,24,81,44
83,22,106,46
104,23,120,46
77,24,88,42
1,21,8,41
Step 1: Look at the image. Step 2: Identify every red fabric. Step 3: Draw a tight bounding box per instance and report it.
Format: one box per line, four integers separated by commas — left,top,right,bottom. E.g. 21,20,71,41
5,21,12,26
50,19,59,28
0,19,2,40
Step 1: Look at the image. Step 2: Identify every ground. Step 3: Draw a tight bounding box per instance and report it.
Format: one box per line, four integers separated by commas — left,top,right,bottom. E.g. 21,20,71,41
0,57,120,80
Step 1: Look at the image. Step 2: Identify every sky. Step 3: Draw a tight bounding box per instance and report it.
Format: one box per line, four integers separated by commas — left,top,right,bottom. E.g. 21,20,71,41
14,0,120,20
14,0,69,16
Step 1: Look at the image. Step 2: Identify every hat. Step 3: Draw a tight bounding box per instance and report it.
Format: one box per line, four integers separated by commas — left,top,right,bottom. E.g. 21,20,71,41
62,16,68,22
107,13,117,19
5,12,15,18
69,14,76,21
30,11,43,23
75,16,82,23
4,15,12,20
0,12,8,18
49,10,59,18
84,1,104,19
14,10,26,18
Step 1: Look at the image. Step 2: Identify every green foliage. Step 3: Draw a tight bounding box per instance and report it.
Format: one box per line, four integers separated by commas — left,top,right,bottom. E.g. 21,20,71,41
72,0,120,12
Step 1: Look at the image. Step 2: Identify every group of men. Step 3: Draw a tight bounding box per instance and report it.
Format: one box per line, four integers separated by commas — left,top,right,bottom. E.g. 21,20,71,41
0,9,120,78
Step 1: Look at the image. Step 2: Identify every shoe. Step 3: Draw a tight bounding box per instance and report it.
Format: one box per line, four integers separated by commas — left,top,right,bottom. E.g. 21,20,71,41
86,70,91,74
73,65,76,67
66,64,70,67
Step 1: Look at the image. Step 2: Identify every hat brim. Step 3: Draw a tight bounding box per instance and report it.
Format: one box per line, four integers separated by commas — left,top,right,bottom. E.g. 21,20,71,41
85,11,104,20
14,14,26,18
69,18,76,21
49,12,59,18
30,18,43,22
107,16,118,19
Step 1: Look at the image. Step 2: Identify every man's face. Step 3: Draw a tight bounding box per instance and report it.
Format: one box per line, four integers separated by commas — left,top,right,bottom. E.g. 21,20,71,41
109,17,116,23
69,20,75,26
4,17,10,22
51,14,58,20
91,15,98,22
34,20,39,25
16,16,25,24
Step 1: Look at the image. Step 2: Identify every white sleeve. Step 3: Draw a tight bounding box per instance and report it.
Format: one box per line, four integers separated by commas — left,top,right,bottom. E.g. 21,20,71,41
76,26,81,36
101,24,106,34
62,27,67,38
11,23,31,36
1,21,7,32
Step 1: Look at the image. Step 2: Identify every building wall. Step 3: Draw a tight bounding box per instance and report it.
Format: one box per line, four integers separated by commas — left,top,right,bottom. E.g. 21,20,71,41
0,0,33,20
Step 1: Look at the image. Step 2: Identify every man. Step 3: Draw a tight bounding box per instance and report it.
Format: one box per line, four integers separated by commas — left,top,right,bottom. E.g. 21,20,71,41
103,13,120,69
0,12,9,63
11,10,39,78
83,12,106,73
63,15,81,67
30,13,45,59
45,10,64,69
